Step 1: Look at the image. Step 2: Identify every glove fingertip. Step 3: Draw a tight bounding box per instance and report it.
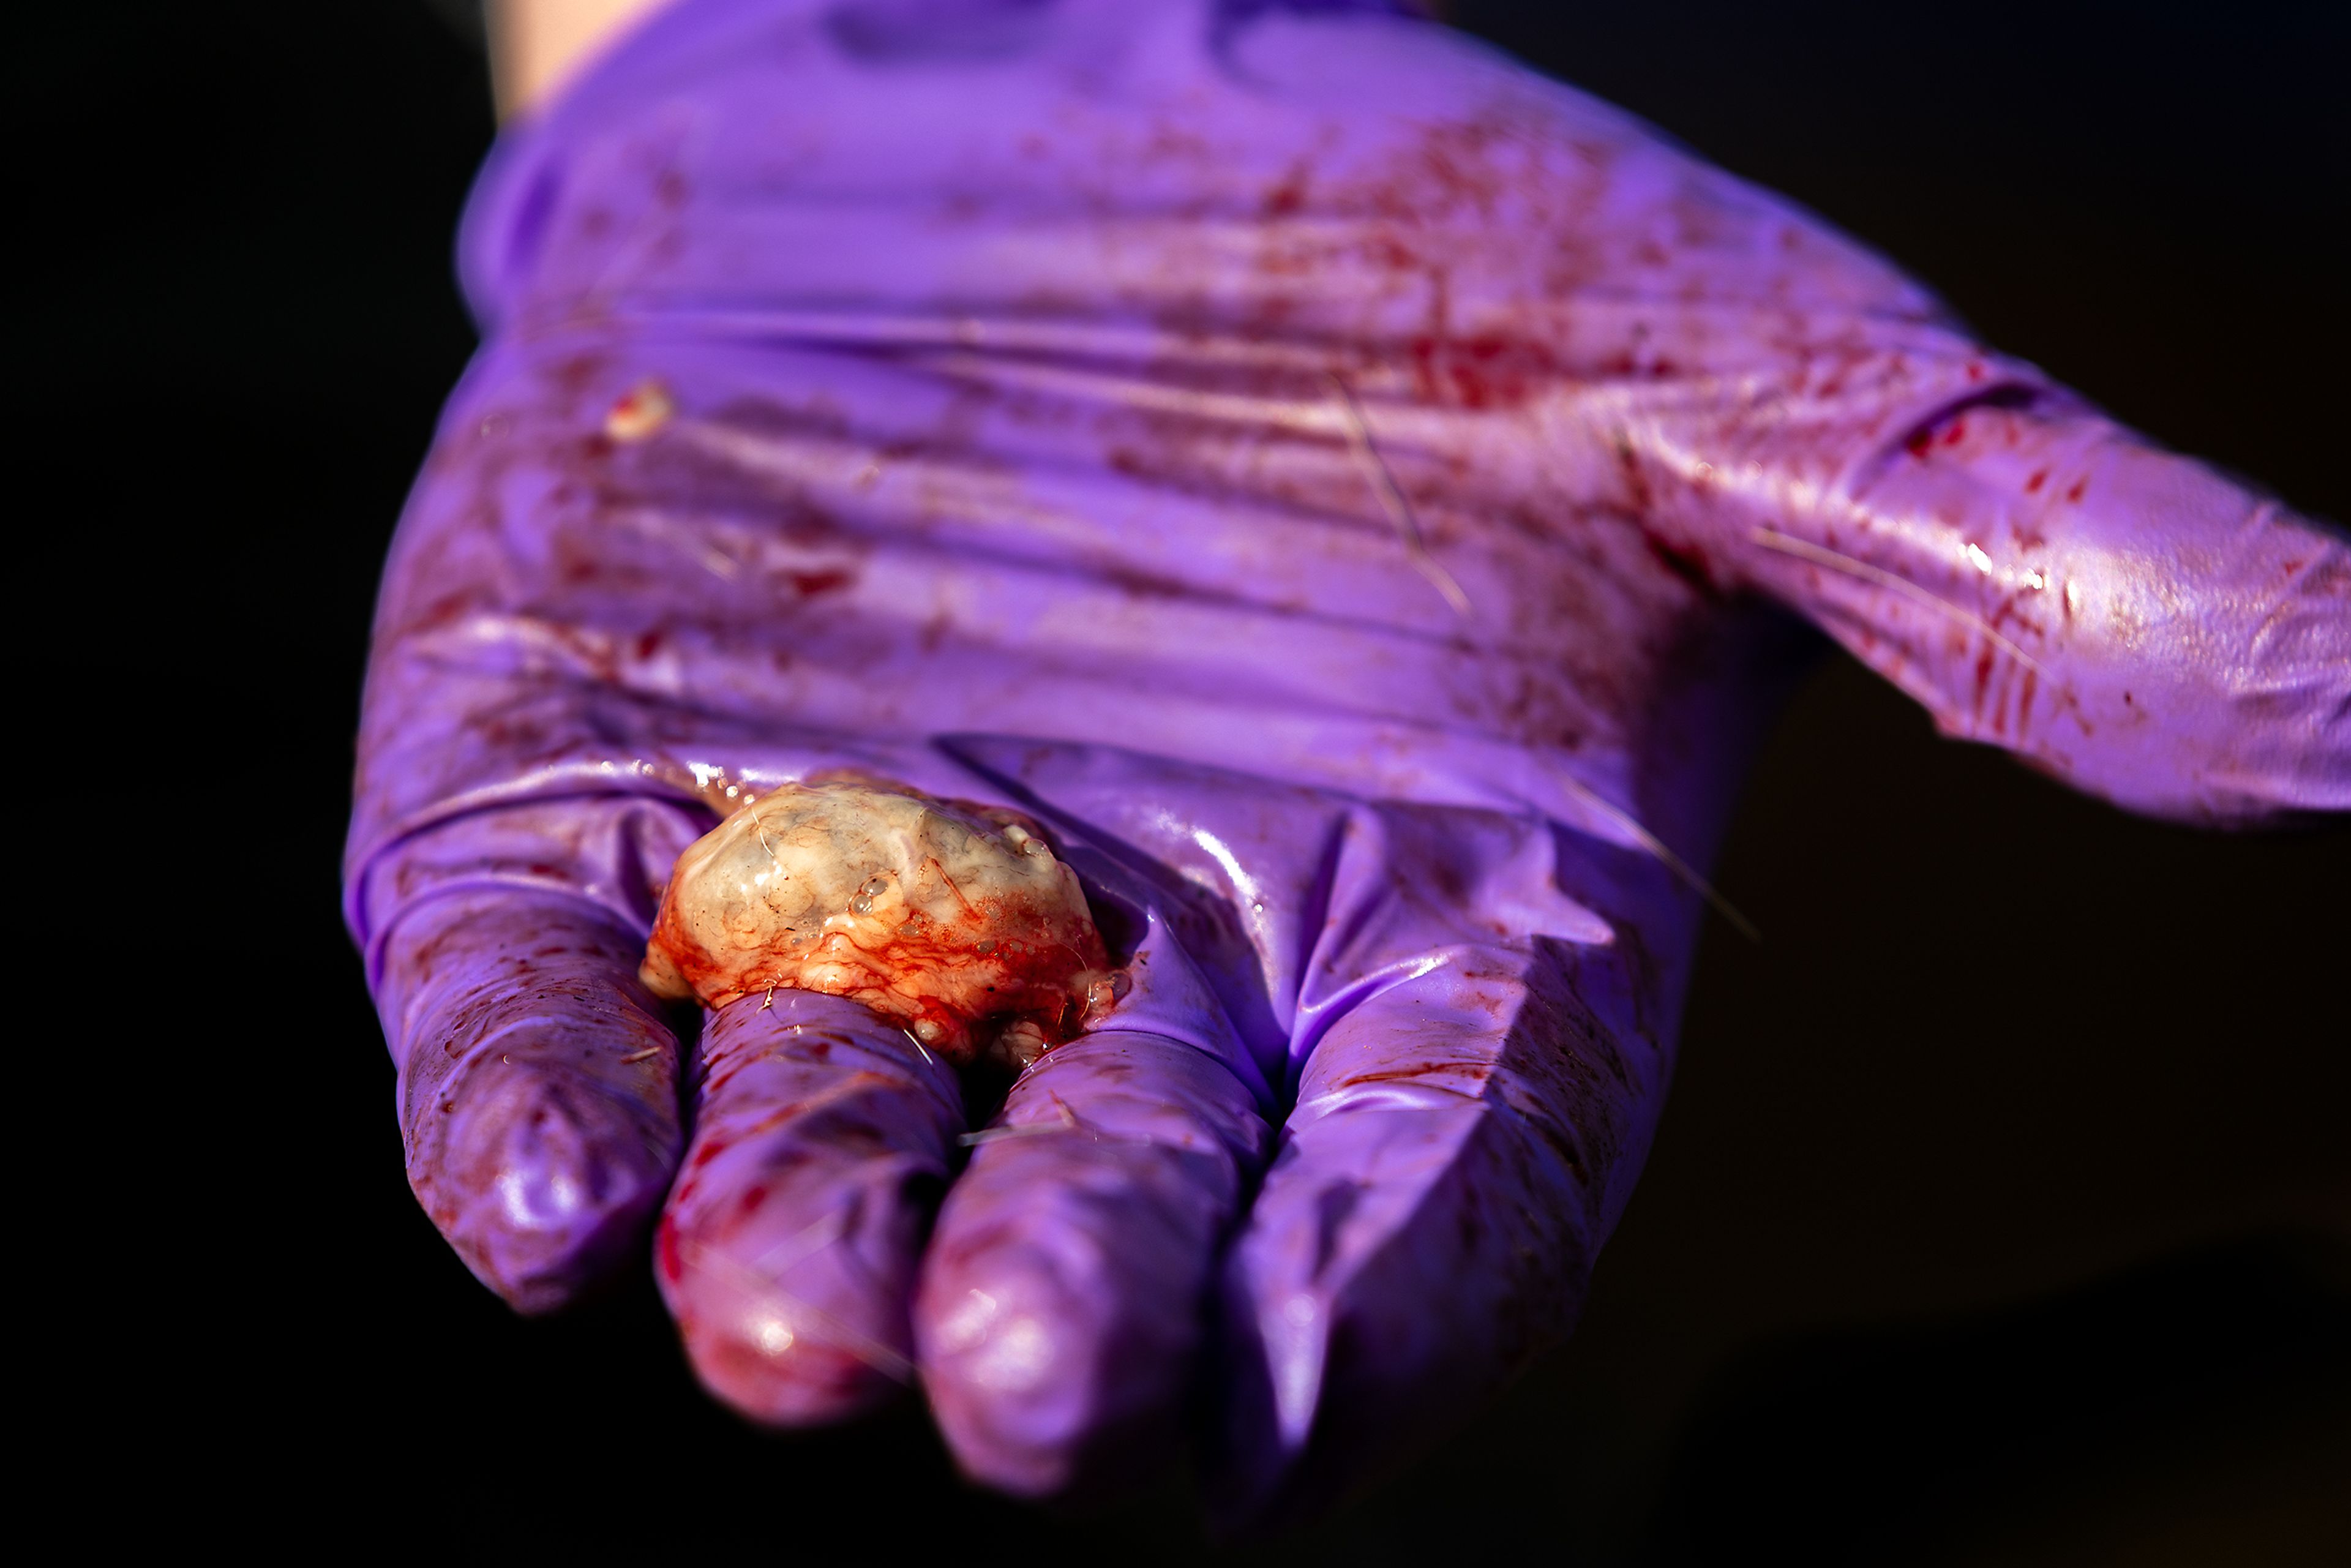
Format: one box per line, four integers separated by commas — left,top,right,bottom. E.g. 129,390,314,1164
663,1219,915,1426
419,1063,680,1314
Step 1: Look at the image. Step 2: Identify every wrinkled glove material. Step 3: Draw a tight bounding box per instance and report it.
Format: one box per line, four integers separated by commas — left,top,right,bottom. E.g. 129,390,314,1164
345,0,2349,1524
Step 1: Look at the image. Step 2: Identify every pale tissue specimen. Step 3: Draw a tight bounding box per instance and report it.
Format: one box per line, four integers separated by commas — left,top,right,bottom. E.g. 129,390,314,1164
642,779,1117,1066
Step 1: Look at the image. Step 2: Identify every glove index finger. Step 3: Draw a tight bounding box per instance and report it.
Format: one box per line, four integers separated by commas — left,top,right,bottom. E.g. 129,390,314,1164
1210,806,1672,1530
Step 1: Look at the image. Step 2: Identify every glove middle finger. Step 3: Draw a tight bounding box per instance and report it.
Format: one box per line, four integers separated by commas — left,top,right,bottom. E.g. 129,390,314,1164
915,1022,1270,1499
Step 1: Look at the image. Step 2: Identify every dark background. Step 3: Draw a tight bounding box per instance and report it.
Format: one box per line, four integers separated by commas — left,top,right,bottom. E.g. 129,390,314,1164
34,1,2345,1558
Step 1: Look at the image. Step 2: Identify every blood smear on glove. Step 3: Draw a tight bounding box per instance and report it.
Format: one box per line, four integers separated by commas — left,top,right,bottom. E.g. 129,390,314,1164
640,780,1117,1067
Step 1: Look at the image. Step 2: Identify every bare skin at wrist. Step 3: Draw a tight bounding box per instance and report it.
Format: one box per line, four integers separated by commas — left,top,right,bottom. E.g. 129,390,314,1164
487,0,678,119
485,1,1454,117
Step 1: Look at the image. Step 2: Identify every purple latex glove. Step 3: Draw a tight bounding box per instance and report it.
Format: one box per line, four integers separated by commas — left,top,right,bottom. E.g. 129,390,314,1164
346,0,2349,1523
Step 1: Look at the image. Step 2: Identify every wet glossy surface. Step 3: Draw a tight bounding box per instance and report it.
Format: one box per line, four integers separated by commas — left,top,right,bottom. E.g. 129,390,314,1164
338,0,2349,1523
642,778,1111,1064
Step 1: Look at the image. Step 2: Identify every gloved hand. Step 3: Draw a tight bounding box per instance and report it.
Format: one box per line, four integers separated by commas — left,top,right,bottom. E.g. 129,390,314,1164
345,0,2349,1525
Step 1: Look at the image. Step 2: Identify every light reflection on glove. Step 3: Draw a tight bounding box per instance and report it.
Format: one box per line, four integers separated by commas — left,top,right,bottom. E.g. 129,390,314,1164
345,0,2349,1524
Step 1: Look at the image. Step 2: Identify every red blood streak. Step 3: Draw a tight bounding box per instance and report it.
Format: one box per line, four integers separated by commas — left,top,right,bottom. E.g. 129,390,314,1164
786,569,855,598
